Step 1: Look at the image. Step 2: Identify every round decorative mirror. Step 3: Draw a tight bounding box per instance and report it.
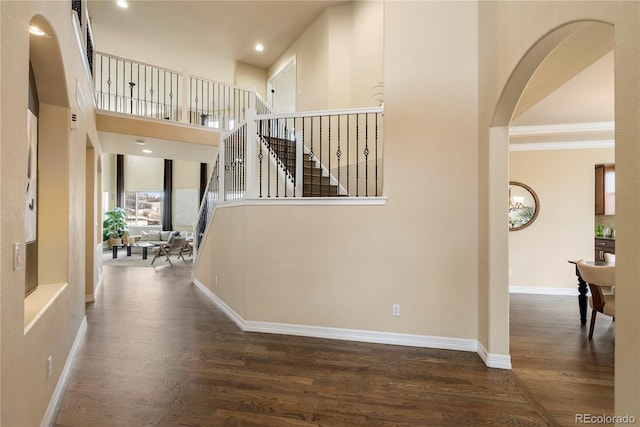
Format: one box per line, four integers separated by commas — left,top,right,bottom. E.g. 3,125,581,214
509,181,539,231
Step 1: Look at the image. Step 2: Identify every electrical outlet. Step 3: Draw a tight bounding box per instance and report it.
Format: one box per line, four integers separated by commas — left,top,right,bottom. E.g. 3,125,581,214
47,355,52,377
392,304,400,316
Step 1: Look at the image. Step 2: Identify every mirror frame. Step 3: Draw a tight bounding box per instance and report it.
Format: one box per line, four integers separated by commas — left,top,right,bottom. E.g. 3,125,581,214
509,181,540,231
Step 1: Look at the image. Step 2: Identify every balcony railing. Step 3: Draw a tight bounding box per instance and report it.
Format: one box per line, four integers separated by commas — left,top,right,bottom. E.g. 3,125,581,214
94,52,266,131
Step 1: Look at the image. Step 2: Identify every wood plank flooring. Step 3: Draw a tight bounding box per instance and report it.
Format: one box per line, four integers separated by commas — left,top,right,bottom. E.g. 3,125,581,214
53,264,613,426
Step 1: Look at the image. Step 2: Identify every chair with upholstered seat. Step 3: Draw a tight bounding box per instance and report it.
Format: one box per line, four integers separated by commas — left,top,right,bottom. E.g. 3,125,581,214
576,260,615,340
150,236,187,266
604,252,615,264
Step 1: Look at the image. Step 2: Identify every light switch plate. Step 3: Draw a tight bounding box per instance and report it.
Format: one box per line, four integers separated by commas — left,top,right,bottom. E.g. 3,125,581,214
14,243,21,271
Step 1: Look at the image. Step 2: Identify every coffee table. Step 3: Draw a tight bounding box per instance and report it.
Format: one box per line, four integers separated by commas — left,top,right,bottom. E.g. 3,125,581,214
129,242,155,260
112,242,156,260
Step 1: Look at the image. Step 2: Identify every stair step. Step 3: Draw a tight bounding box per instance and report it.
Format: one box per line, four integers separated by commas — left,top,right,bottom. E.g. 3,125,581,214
303,183,339,195
304,175,331,185
303,166,325,177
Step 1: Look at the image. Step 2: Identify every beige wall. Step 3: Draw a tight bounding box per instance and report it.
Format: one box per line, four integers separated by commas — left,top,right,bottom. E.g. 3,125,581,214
269,1,383,111
197,1,480,344
509,148,615,290
235,62,267,100
1,1,101,425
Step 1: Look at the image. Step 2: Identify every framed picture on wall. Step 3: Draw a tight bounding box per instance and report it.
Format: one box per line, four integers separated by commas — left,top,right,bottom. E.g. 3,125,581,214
26,109,37,243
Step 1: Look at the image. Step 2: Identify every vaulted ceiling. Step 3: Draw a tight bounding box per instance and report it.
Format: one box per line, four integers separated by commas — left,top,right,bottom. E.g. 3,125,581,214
87,2,614,159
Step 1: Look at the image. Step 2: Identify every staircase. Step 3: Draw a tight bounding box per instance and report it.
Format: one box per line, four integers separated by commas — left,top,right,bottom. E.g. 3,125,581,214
261,135,342,197
303,154,340,197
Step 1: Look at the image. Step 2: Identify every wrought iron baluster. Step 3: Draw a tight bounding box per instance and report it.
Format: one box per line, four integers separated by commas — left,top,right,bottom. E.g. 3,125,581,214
347,115,350,196
189,78,193,124
328,115,331,195
319,116,323,197
207,80,210,125
365,113,369,197
267,119,271,198
136,64,140,115
356,114,359,197
337,115,341,194
107,56,112,110
258,121,264,198
156,68,160,118
100,55,104,109
163,69,167,118
309,117,314,197
375,112,379,196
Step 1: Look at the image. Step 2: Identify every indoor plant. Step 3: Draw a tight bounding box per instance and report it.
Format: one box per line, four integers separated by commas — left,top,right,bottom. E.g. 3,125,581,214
103,207,128,249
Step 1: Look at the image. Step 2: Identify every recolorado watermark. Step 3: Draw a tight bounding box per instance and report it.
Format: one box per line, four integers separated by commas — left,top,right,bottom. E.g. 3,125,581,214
575,413,636,424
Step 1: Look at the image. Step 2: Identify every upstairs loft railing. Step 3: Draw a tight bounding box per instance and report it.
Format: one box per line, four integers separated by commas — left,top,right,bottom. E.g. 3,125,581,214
71,0,95,77
94,52,266,131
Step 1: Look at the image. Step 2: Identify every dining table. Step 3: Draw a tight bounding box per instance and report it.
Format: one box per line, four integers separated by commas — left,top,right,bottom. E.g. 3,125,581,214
567,260,608,325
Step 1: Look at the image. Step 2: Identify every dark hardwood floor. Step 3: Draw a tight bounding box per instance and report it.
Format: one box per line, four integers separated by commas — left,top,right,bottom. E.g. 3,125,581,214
53,264,613,426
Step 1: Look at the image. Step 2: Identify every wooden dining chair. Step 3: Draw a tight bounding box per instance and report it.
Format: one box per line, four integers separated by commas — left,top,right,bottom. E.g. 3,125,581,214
576,260,615,340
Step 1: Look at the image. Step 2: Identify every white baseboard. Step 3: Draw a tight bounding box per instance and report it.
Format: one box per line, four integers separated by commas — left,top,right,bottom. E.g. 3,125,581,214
192,279,245,330
85,274,104,303
509,286,577,296
192,279,508,368
245,320,477,352
477,341,512,369
41,316,88,427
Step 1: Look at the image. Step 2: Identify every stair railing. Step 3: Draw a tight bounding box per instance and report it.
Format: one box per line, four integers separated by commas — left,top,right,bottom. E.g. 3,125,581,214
193,156,221,253
193,107,383,259
253,107,384,198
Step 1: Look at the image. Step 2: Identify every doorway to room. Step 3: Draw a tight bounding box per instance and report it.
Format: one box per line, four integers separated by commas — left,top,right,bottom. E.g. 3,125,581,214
267,56,296,114
490,19,616,423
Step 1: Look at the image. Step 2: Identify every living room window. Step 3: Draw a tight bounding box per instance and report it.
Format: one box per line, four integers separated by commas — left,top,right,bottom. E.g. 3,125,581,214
124,191,163,226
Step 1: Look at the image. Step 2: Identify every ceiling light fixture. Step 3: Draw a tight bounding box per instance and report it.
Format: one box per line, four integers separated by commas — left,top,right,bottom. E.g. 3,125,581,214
29,25,46,36
116,0,129,8
142,149,152,154
136,139,146,146
255,43,264,52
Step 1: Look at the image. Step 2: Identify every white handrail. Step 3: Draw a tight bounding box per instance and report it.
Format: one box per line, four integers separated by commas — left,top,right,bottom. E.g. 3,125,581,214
256,106,383,121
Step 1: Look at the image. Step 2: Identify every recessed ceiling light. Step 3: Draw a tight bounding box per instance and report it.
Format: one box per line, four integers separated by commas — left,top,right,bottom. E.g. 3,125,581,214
117,0,128,8
136,139,146,146
29,25,46,36
142,149,152,154
255,43,264,52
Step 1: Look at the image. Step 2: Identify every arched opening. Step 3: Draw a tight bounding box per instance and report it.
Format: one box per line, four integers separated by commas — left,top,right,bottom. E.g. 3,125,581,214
488,16,614,414
26,14,70,311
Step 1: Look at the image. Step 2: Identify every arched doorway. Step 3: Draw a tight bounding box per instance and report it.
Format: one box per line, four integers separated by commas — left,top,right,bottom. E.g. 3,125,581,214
483,8,640,417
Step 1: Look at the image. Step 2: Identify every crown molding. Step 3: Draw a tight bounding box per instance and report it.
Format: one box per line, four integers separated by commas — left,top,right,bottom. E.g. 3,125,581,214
509,140,614,151
509,121,614,137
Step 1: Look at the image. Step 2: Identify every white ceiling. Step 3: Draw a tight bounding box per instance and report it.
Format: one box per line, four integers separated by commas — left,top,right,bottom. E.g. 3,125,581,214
98,130,217,162
87,0,347,71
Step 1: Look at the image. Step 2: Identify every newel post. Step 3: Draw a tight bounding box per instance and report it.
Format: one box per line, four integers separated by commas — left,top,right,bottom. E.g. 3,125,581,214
245,108,258,199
